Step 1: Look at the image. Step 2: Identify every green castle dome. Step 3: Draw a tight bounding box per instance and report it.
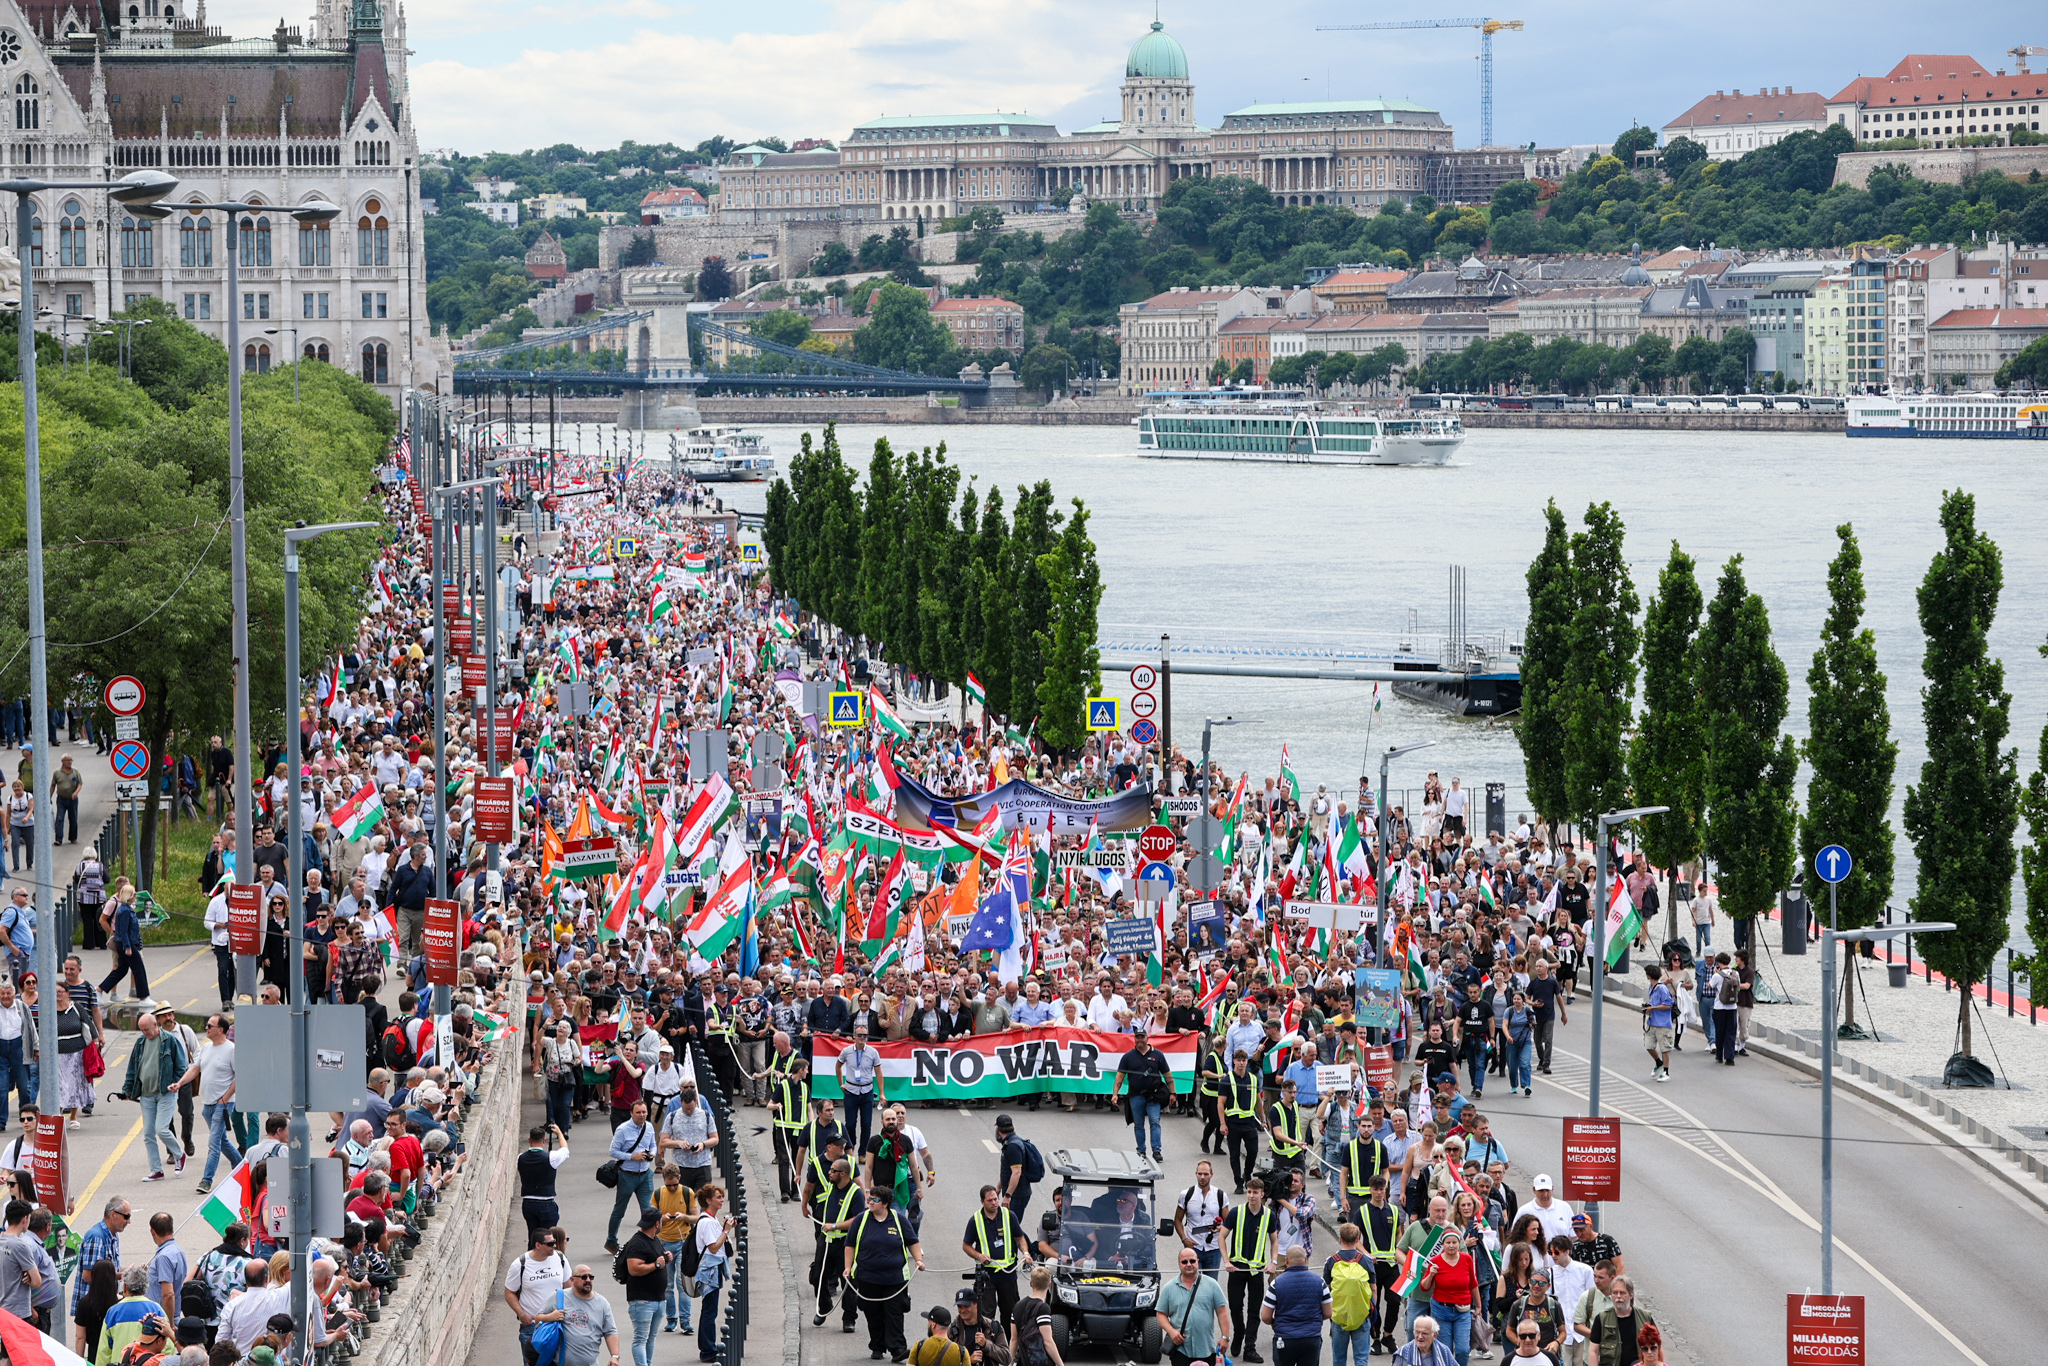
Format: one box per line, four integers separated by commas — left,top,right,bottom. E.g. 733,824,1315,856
1126,22,1188,80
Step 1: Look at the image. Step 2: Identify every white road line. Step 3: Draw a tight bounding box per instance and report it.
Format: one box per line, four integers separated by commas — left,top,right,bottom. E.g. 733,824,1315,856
982,1139,1001,1153
1542,1047,1988,1366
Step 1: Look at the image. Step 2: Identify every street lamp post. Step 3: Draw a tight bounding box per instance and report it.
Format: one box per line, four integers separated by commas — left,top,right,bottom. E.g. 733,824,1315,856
1819,921,1952,1292
1586,804,1668,1230
1373,741,1438,947
430,473,498,1017
282,519,375,1364
264,324,303,402
181,196,342,916
1,167,178,1113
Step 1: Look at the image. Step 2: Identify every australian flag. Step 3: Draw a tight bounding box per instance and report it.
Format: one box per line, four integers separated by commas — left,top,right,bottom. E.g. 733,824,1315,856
963,831,1034,954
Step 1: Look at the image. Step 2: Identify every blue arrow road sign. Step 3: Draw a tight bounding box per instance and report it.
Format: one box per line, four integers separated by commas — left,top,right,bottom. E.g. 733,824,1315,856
1137,861,1175,890
1814,844,1854,884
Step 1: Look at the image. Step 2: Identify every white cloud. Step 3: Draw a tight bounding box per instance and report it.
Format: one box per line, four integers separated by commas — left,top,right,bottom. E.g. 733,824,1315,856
408,0,1129,152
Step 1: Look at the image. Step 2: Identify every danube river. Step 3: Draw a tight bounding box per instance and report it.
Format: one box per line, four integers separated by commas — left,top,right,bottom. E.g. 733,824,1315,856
579,419,2048,950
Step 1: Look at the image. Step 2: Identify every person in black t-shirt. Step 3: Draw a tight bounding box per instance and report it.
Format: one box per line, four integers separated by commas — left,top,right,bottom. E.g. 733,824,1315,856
619,1208,669,1366
1525,964,1566,1075
1412,1023,1457,1090
1454,982,1493,1097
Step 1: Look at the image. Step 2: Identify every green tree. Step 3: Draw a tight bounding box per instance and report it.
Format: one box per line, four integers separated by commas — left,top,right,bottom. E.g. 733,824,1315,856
853,283,959,375
696,255,733,300
1612,126,1658,162
1434,207,1491,253
1562,503,1639,827
1630,542,1706,942
810,241,855,276
1033,500,1103,753
975,486,1015,719
1697,555,1798,924
84,298,229,410
1517,500,1574,828
1491,179,1539,216
1007,481,1062,721
1019,344,1075,397
1800,525,1896,942
2019,632,2048,988
858,439,903,646
1902,492,2019,1059
620,233,656,267
1662,136,1707,178
751,309,812,348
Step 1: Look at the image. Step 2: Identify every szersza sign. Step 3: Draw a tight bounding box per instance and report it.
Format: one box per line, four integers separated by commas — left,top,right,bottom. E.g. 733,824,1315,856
809,1027,1196,1099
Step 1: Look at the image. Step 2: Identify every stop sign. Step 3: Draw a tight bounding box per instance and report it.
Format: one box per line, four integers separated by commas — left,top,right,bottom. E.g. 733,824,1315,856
1138,824,1177,864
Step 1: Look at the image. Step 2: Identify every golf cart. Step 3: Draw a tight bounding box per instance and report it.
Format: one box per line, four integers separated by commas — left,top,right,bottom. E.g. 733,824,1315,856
1039,1149,1172,1361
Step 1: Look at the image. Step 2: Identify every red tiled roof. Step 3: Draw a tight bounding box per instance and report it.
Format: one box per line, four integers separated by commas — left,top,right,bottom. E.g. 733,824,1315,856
1314,270,1409,289
641,187,706,207
1828,53,2045,107
932,297,1022,312
1929,308,2048,328
1663,89,1826,130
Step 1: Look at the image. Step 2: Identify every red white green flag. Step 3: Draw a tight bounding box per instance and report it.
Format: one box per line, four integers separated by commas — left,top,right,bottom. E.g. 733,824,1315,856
683,862,752,958
332,781,385,842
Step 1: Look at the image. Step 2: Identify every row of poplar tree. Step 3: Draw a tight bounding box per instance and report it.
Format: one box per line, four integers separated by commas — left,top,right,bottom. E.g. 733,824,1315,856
1518,491,2048,1055
759,425,1106,751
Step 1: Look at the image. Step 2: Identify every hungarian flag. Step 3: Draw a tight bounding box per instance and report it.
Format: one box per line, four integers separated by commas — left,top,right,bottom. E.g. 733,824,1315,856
1335,815,1371,884
648,589,676,625
772,611,798,642
1391,1226,1447,1297
867,686,912,740
600,871,635,941
1399,922,1429,992
683,862,753,958
717,656,735,725
1280,745,1301,804
964,672,987,709
682,551,709,575
1603,873,1640,967
199,1160,255,1235
332,780,385,842
1196,964,1229,1014
474,1008,513,1043
1478,878,1498,912
863,851,913,953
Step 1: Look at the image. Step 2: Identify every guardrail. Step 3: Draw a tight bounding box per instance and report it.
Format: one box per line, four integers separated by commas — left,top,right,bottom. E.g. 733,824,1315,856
691,1044,750,1366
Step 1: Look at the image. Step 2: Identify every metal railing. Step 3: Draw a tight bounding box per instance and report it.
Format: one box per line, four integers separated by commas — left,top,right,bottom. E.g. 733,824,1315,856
690,1044,750,1366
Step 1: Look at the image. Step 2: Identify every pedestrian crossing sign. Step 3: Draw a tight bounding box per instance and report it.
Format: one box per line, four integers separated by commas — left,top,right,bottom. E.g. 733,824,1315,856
828,691,865,727
741,543,762,563
1086,697,1119,731
614,535,638,558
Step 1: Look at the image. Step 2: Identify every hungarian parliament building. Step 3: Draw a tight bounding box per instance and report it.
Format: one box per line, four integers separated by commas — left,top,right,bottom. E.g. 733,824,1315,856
0,0,437,398
715,22,1468,226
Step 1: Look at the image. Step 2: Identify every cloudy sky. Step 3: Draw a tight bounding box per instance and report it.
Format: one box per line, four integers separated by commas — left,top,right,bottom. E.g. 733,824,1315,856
216,0,2034,154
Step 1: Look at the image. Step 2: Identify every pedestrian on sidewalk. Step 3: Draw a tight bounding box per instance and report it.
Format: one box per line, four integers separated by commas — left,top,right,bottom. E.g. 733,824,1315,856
0,979,33,1127
75,848,107,951
98,888,150,1003
1,887,36,984
618,1208,668,1366
50,755,82,845
603,1100,657,1254
692,1182,735,1362
847,1187,922,1364
175,1014,240,1193
115,1009,189,1181
1637,967,1674,1083
1709,956,1740,1066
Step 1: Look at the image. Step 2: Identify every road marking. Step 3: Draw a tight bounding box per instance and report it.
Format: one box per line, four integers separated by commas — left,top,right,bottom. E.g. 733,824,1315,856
958,1108,973,1119
982,1139,1001,1153
1543,1047,1989,1366
70,948,214,1211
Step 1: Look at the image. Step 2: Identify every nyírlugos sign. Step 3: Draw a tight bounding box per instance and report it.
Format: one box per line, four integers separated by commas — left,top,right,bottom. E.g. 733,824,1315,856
810,1027,1197,1098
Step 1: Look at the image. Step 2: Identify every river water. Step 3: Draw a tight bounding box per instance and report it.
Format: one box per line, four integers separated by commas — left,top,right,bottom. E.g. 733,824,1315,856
565,419,2048,950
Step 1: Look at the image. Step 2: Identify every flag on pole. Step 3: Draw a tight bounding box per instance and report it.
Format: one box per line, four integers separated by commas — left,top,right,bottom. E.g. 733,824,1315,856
863,851,913,953
1603,873,1641,968
867,686,913,740
772,611,798,642
1280,745,1301,804
1390,1226,1447,1297
682,863,753,958
199,1161,255,1235
681,551,709,575
963,672,987,709
332,781,385,842
717,656,735,726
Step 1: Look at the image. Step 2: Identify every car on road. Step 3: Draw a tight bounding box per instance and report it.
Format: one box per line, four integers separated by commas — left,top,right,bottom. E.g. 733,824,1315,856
1038,1148,1172,1362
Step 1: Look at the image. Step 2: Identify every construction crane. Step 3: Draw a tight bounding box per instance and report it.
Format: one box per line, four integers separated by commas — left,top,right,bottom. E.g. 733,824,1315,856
1316,17,1524,146
2012,45,2048,74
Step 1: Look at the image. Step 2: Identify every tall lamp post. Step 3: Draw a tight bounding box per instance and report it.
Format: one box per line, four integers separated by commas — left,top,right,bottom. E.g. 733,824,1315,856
429,473,498,1015
1819,920,1951,1291
184,196,342,907
1585,803,1668,1230
263,324,304,402
282,519,376,1363
1,166,179,1114
1373,740,1438,946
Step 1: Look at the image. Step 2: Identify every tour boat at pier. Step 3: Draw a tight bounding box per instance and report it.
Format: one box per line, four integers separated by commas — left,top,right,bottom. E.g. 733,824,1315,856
1845,393,2048,438
670,425,777,480
1135,394,1465,466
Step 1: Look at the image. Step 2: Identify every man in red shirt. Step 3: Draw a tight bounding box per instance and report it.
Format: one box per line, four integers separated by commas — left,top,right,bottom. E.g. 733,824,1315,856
383,1109,425,1199
347,1170,399,1227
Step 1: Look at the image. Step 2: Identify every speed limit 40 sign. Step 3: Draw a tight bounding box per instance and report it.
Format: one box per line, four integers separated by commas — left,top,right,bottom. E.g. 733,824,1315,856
103,676,145,717
1128,664,1158,692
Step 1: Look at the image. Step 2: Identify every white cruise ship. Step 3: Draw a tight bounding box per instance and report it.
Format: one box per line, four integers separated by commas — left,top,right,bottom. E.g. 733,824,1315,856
1135,394,1465,466
1845,393,2048,439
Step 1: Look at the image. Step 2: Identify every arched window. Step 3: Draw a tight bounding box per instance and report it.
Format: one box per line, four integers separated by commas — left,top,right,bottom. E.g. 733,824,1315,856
59,198,86,267
180,212,212,267
26,209,39,266
304,341,330,364
356,198,389,266
244,342,271,374
239,215,272,266
298,220,330,266
359,341,387,384
14,74,36,132
120,214,155,268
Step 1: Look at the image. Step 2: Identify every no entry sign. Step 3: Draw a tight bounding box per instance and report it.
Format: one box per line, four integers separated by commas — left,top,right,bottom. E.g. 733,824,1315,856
1560,1116,1622,1203
1787,1295,1865,1366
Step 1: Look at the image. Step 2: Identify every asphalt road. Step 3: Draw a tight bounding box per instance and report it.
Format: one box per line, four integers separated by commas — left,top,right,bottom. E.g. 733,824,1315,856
460,997,2048,1366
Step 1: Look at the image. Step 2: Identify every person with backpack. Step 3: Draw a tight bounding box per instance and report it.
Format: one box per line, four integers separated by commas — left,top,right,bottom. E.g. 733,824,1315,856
1322,1223,1374,1366
503,1229,571,1366
691,1183,736,1362
189,1223,254,1345
994,1115,1043,1223
602,1100,658,1255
